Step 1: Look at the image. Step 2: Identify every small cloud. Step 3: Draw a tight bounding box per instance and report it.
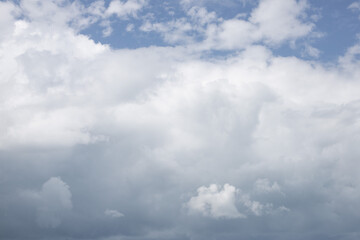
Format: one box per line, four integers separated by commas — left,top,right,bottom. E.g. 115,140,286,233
105,209,125,218
187,184,246,219
349,1,360,19
278,206,290,212
302,44,321,58
348,2,360,11
102,26,113,37
241,195,264,216
105,0,147,18
100,20,113,37
126,23,135,32
254,178,282,194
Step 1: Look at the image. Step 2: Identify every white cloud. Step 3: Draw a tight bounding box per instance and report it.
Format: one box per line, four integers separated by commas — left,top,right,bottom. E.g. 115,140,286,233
348,2,360,11
2,1,360,239
302,44,321,58
205,18,260,50
339,42,360,70
187,183,285,218
0,28,107,149
187,6,217,25
126,23,135,32
141,0,315,50
249,0,313,45
19,0,93,31
106,0,147,18
240,195,265,216
1,107,105,148
187,184,245,219
140,18,194,44
100,19,113,37
13,0,147,37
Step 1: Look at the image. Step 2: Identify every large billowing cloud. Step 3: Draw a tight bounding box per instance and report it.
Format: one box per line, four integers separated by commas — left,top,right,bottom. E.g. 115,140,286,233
0,0,360,239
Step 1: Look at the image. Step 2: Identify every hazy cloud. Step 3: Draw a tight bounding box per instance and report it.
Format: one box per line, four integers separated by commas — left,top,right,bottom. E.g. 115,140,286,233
21,177,72,228
105,209,125,218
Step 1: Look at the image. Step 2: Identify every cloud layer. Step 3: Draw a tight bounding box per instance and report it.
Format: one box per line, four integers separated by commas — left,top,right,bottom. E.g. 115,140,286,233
1,0,360,239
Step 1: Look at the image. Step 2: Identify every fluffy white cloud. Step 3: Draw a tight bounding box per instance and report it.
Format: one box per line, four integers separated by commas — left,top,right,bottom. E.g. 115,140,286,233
1,0,360,239
187,183,286,218
187,184,245,219
141,0,315,50
349,1,360,11
12,0,147,37
0,8,107,148
249,0,313,45
106,0,147,18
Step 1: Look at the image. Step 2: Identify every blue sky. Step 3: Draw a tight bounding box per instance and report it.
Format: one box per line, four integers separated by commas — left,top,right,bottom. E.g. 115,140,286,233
77,0,360,61
1,0,360,240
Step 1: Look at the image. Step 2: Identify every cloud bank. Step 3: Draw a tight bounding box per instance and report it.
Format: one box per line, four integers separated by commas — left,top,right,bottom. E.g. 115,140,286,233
1,0,360,239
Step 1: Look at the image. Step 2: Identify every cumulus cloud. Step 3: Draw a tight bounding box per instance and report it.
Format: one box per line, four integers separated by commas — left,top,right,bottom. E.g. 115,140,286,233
240,195,266,216
105,0,147,18
1,0,360,239
13,0,147,36
187,183,286,218
140,0,315,50
249,0,313,45
187,184,245,219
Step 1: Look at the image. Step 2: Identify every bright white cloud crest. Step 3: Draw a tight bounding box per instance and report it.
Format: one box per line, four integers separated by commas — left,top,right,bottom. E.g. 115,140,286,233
187,184,245,219
188,183,287,219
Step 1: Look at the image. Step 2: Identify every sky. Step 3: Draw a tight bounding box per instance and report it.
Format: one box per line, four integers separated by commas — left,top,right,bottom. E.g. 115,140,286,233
1,0,360,239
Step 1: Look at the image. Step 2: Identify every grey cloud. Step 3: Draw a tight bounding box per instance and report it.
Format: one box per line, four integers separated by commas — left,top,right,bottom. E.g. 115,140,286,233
105,209,124,218
34,177,72,228
254,178,282,194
